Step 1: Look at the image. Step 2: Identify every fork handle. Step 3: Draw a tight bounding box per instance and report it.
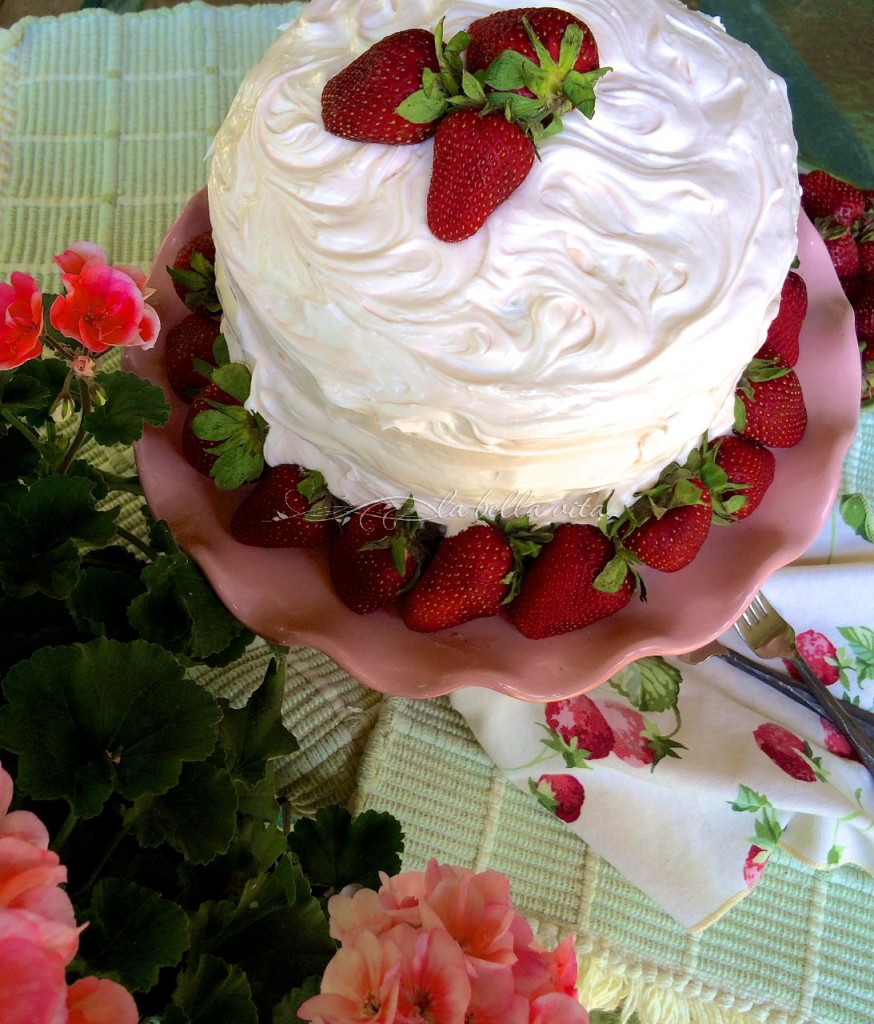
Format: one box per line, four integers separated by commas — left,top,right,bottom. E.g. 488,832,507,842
718,650,874,740
789,652,874,778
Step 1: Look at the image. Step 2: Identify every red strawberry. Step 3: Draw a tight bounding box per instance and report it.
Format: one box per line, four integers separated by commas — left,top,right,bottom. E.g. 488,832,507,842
858,223,874,278
180,381,241,477
734,367,807,448
531,773,585,823
852,280,874,340
321,29,441,145
743,845,769,887
427,109,535,242
755,270,807,367
544,694,615,760
709,435,776,522
509,524,632,639
168,231,219,316
164,313,223,403
466,7,600,88
599,700,653,768
623,478,712,573
782,629,840,687
402,519,546,632
820,219,861,286
329,501,421,614
753,722,817,782
229,464,334,548
800,170,866,227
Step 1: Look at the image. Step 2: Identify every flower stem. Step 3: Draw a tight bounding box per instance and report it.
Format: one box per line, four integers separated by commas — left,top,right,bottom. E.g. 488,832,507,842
51,807,79,856
56,377,92,475
101,472,144,495
1,410,49,459
115,525,156,560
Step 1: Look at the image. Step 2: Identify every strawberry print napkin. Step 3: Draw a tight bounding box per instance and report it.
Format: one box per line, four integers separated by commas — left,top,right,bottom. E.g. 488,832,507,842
450,507,874,930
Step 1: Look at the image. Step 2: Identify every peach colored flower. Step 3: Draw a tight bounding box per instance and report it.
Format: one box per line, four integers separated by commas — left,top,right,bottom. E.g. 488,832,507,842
0,764,50,850
528,991,589,1024
329,886,393,946
513,936,579,1002
50,261,159,354
0,914,69,1024
466,961,528,1024
388,924,471,1024
418,873,516,969
0,271,44,369
67,976,139,1024
298,928,402,1024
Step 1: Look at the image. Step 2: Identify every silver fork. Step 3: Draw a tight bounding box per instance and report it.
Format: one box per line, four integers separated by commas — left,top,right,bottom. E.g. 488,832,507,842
735,593,874,779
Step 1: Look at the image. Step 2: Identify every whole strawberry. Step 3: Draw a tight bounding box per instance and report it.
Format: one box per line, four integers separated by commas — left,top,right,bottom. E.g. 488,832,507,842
329,500,422,614
852,280,874,341
168,231,219,316
164,313,224,402
321,29,441,145
509,524,632,639
544,695,614,760
530,773,585,823
709,435,776,522
466,7,600,87
230,464,335,548
755,270,807,368
819,218,861,288
180,381,242,477
427,109,535,242
623,478,712,573
402,518,546,632
800,170,866,228
753,722,819,783
734,366,807,448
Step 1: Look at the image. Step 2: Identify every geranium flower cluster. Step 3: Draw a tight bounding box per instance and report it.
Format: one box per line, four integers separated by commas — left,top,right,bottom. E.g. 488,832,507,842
299,859,589,1024
0,241,159,370
0,761,137,1024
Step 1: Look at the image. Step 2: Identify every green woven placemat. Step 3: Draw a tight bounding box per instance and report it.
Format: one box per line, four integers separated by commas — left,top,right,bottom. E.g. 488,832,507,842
2,6,872,1024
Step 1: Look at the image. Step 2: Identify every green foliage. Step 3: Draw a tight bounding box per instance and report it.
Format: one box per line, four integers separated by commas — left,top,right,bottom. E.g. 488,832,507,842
288,806,405,895
0,315,405,1021
609,656,683,713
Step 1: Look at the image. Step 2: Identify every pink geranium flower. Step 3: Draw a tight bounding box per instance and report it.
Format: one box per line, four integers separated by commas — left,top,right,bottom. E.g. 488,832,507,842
528,991,589,1024
0,271,44,369
0,914,69,1024
66,976,139,1024
390,925,472,1024
328,886,393,946
298,929,402,1024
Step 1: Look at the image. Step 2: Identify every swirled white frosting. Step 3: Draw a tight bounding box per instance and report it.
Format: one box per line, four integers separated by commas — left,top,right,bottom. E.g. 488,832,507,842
207,0,799,531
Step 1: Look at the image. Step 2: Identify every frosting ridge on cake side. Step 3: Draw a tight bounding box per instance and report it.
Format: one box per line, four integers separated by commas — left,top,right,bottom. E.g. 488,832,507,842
207,0,800,532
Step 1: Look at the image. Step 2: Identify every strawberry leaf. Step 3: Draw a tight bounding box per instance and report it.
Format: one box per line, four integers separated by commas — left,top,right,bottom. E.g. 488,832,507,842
483,51,533,91
609,656,682,713
558,23,585,74
839,493,874,543
211,363,253,404
730,783,772,813
563,68,609,119
396,89,448,124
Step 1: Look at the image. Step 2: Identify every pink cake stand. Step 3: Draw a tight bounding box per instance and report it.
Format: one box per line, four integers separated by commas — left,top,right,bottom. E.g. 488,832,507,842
124,189,861,701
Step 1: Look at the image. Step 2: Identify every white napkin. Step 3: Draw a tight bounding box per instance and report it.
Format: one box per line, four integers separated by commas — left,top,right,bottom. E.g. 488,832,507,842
451,508,874,930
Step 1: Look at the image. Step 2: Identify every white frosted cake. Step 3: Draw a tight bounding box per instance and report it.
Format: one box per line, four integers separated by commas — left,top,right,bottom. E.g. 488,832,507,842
207,0,799,532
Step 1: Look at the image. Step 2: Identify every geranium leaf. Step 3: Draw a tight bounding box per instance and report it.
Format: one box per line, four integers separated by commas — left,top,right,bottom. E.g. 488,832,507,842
75,877,189,993
128,552,250,661
70,565,144,639
127,761,239,864
287,806,404,893
274,977,321,1024
205,858,336,1007
0,638,220,817
168,954,258,1024
84,370,170,446
219,657,298,786
608,656,682,712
